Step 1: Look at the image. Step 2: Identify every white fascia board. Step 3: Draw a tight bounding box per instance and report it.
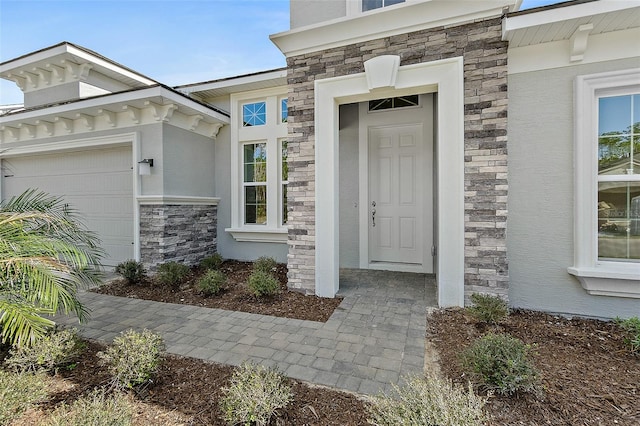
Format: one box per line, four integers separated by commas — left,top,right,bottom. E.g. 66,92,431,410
271,0,516,57
181,70,287,95
503,0,640,37
0,86,229,125
0,43,156,86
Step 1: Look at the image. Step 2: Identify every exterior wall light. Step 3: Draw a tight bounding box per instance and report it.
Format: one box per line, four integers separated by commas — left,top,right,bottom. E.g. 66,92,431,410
138,158,154,175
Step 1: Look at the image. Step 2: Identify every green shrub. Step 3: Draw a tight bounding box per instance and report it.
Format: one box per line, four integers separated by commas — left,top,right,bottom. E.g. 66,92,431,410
467,293,509,325
220,362,293,426
97,328,165,389
461,333,539,396
366,374,486,426
615,316,640,354
198,269,226,296
247,270,280,297
156,261,190,288
114,260,146,285
46,388,134,426
0,370,48,425
200,253,224,270
6,327,84,373
253,256,277,274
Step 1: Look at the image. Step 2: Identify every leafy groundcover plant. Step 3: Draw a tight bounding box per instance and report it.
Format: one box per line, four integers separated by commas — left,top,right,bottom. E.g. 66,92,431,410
366,374,486,426
220,362,293,426
461,332,539,396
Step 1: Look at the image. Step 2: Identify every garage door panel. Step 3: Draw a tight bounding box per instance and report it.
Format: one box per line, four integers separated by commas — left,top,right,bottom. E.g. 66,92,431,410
1,146,134,267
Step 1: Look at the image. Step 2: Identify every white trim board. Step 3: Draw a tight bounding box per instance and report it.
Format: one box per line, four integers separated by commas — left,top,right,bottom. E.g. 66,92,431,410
314,56,465,307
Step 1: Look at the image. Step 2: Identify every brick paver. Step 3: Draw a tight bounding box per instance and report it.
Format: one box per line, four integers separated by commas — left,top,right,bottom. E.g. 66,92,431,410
56,269,436,395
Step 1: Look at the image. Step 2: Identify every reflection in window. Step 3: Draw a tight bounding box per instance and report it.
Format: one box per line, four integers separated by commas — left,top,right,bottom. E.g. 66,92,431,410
243,143,267,224
363,0,405,12
597,94,640,261
281,98,288,123
243,102,266,127
369,95,419,111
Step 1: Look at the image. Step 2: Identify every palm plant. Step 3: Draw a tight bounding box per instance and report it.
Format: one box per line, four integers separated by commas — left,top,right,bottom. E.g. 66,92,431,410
0,189,103,347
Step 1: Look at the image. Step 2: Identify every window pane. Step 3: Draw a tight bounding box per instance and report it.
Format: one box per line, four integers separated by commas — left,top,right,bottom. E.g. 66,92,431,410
242,102,266,127
598,181,640,261
598,94,637,175
281,141,288,181
281,98,288,123
245,185,267,225
394,95,419,108
363,0,383,11
282,184,288,225
243,143,267,182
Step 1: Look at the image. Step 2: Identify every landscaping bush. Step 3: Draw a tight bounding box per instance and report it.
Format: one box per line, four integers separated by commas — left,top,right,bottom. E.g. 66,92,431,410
468,293,509,325
220,362,293,426
0,370,48,425
615,316,640,355
115,259,146,285
97,328,165,389
460,333,539,396
198,269,226,296
46,388,134,426
200,253,224,270
156,261,190,288
253,256,277,274
6,327,84,373
247,270,280,297
366,374,486,426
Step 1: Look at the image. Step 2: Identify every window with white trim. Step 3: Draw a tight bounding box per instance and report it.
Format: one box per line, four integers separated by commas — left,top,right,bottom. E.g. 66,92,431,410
569,69,640,298
227,88,289,243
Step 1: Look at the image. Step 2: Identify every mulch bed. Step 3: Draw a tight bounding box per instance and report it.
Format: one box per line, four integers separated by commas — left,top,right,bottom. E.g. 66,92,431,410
94,260,343,322
11,260,636,425
429,308,640,426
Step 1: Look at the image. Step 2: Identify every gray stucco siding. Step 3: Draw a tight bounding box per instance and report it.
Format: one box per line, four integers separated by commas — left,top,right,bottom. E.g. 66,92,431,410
162,124,216,197
507,58,640,319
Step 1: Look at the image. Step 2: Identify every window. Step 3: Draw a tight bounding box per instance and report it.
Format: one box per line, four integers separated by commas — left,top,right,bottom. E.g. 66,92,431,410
228,89,289,243
369,95,419,111
597,94,640,262
569,69,640,298
281,98,288,123
363,0,405,12
243,143,267,225
243,101,266,127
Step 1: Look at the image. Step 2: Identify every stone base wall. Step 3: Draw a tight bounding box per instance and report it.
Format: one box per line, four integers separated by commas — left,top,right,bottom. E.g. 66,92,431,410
287,17,509,301
139,204,217,271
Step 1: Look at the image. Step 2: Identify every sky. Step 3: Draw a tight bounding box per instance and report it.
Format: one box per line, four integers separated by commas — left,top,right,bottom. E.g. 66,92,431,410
0,0,561,105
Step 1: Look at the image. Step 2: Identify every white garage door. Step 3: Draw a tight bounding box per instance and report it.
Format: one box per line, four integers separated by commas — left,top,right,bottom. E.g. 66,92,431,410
1,145,134,267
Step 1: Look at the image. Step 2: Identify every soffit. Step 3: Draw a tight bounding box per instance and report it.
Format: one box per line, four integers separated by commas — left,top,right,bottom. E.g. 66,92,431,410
503,1,640,47
175,69,287,100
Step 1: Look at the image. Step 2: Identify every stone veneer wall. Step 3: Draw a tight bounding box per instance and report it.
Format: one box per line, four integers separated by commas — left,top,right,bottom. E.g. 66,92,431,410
286,17,509,301
139,204,217,270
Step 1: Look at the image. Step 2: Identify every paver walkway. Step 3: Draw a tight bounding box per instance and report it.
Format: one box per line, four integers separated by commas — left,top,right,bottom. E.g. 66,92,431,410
57,269,436,395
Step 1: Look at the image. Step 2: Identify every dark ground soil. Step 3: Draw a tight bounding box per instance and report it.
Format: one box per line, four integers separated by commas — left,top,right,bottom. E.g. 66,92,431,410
6,261,639,425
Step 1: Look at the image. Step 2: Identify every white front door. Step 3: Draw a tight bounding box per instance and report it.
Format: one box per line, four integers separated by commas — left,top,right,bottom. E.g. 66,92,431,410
368,123,429,268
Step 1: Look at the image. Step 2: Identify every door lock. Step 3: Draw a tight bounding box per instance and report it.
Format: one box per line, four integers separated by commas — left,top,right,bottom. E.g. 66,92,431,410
371,201,376,227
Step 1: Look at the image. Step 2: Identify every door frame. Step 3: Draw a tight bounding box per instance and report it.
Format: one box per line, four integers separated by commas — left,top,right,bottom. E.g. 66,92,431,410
357,97,433,273
314,56,465,307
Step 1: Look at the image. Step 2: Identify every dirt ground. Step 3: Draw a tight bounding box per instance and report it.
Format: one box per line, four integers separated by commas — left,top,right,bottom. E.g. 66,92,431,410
6,261,639,425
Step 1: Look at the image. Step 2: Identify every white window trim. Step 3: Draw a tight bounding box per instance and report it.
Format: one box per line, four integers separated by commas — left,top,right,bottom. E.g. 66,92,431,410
226,87,288,243
568,68,640,299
